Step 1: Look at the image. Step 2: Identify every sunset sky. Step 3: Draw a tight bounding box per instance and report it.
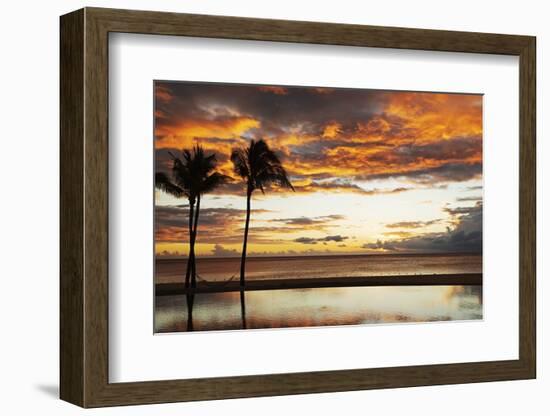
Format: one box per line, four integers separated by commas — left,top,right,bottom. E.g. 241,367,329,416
154,81,482,257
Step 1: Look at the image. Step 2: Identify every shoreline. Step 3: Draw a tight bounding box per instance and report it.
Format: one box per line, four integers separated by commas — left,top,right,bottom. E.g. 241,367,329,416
156,273,482,295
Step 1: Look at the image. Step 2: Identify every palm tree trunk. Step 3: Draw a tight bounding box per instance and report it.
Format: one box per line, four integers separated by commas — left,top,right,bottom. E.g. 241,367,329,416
185,200,195,288
239,190,252,287
190,195,201,288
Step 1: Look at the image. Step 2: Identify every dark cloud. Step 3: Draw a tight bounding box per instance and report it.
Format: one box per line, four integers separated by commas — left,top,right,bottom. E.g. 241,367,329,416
382,136,480,163
443,204,481,216
156,205,346,246
294,180,412,195
246,226,305,234
272,215,345,226
456,196,482,202
155,81,482,193
293,237,317,245
331,137,481,175
155,206,271,244
155,81,386,139
287,139,393,160
156,206,250,228
364,203,482,253
211,244,239,257
323,235,348,242
362,162,482,185
385,219,443,229
294,235,349,245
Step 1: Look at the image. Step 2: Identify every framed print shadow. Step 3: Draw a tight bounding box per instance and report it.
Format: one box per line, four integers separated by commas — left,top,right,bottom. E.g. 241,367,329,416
60,7,536,408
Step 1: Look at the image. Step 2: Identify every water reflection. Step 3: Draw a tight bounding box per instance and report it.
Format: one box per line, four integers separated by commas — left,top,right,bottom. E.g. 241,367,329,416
185,292,195,332
240,290,247,330
155,285,482,333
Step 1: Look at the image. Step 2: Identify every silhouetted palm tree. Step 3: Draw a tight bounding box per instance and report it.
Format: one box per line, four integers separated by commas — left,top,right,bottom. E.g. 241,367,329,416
187,147,228,287
231,139,294,287
155,164,194,288
156,146,227,288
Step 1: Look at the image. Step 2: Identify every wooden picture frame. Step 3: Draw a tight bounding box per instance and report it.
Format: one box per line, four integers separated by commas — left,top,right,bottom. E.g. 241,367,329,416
60,7,536,408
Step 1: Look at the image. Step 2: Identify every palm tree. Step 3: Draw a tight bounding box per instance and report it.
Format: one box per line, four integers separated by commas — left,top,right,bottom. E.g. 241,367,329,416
231,139,294,287
156,146,227,288
186,146,228,287
155,161,194,288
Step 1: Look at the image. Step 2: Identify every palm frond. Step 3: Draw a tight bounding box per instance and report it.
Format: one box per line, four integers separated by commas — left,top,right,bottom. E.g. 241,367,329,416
230,148,250,180
258,164,294,191
231,139,294,194
170,153,192,192
201,172,231,193
155,172,187,197
161,145,230,200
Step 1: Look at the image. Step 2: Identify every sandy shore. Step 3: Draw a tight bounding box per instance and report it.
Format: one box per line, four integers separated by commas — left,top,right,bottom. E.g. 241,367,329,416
156,273,482,295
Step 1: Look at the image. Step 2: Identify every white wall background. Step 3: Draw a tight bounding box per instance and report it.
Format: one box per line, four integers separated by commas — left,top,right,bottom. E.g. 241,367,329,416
0,1,545,414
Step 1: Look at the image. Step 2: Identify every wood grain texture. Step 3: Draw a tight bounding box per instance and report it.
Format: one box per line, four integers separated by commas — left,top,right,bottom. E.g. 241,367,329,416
95,360,531,407
83,9,110,406
59,8,84,407
88,7,532,54
518,37,536,375
59,7,537,408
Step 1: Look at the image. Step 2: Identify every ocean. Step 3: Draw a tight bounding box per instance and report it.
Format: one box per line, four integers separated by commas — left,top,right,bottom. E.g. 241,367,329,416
154,253,482,333
155,253,482,284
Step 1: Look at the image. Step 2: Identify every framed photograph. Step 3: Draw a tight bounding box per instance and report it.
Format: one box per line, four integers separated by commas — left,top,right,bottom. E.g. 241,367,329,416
60,7,536,407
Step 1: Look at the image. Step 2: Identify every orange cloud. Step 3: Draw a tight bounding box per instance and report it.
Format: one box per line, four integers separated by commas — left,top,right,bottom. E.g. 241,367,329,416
258,86,288,95
155,84,482,195
322,122,341,139
383,92,482,144
155,116,260,150
155,85,173,103
270,92,482,183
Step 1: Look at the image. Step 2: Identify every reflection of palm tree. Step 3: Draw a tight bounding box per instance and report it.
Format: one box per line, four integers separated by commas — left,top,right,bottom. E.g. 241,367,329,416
231,139,294,287
156,146,227,288
240,290,247,330
186,292,195,331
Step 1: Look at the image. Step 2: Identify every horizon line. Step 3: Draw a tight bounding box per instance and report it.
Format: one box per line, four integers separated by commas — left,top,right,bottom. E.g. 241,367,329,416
155,251,482,261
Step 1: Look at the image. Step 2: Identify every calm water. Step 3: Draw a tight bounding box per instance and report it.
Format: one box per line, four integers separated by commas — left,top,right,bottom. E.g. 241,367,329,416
155,253,482,284
155,254,482,333
155,285,482,333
